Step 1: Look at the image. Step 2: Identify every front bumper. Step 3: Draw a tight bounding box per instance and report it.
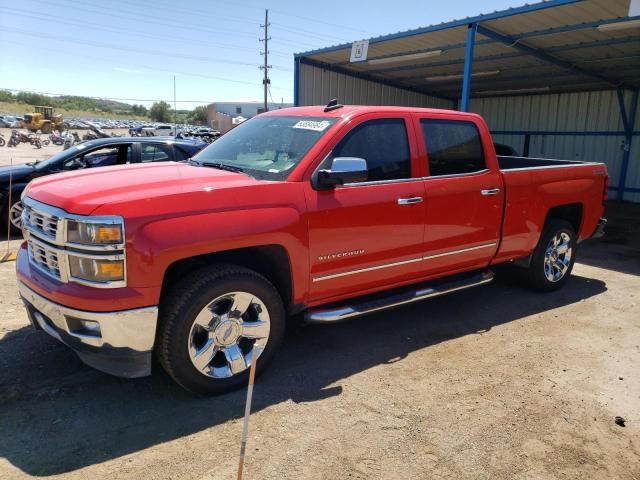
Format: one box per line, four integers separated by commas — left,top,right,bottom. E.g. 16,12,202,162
18,281,158,378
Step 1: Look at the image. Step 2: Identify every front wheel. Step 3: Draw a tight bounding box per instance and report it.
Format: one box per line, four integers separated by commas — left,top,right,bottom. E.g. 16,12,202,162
526,219,576,291
156,265,285,394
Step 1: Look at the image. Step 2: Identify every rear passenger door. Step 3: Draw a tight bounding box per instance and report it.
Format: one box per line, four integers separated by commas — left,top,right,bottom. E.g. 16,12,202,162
415,116,503,275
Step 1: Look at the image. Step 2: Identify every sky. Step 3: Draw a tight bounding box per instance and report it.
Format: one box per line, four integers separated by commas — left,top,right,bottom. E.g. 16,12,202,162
0,0,519,109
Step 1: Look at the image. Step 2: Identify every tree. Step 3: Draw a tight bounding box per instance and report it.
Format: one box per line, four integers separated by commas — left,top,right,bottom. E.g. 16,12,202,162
149,101,172,122
131,104,148,116
188,105,208,125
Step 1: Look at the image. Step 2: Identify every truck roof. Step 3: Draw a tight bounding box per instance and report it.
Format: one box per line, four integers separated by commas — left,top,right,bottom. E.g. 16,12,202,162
265,104,475,119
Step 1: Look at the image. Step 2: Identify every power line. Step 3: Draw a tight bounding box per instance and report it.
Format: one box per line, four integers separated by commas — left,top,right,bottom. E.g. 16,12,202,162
213,0,378,36
0,27,293,72
271,23,351,43
3,7,292,58
29,0,261,41
1,39,291,92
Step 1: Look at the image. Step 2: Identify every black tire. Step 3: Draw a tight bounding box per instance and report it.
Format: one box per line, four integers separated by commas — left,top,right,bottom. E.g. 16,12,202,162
156,264,286,395
0,137,5,147
526,219,577,292
2,197,23,237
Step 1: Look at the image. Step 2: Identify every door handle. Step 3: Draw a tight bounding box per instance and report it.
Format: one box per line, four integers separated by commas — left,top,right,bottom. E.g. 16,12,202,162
480,188,500,196
397,196,423,205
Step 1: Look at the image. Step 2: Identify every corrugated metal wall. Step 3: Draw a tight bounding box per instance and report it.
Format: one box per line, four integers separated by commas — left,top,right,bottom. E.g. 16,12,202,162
297,63,638,202
298,62,452,109
469,90,640,202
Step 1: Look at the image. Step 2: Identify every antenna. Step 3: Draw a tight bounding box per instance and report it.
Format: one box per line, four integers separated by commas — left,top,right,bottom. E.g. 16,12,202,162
324,98,344,112
259,9,272,113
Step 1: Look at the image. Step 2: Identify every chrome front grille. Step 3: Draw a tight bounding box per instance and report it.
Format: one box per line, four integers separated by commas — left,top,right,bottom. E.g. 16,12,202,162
27,236,63,281
22,203,60,241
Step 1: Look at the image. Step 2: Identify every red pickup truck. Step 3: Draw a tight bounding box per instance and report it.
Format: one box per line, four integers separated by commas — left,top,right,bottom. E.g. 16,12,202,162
16,104,607,394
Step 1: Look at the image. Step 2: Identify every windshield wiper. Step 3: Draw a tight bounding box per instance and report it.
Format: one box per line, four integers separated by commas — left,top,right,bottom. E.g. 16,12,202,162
200,162,245,173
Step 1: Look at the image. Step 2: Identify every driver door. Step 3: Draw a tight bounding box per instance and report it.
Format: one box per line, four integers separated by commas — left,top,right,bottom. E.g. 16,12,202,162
304,115,426,303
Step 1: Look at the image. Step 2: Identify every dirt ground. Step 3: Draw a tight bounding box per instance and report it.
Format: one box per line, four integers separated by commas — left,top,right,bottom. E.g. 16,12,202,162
0,128,131,167
0,196,638,479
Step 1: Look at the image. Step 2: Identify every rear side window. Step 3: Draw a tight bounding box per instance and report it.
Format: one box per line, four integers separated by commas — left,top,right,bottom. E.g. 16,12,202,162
141,143,174,162
421,120,485,176
333,118,411,182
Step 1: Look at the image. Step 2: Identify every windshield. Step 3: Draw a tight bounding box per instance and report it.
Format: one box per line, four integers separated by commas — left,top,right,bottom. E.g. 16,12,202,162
192,115,338,180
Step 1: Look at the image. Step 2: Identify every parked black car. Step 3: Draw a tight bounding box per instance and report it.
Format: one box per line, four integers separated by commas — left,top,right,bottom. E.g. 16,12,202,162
0,137,206,234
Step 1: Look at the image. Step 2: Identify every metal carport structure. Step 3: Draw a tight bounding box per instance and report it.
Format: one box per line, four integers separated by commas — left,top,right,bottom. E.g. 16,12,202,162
293,0,640,201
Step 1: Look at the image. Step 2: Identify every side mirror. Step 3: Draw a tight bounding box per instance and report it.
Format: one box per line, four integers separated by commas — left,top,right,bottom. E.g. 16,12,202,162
317,157,368,188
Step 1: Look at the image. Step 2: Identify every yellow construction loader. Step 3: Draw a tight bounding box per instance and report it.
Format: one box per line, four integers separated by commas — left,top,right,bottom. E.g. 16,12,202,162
20,106,65,133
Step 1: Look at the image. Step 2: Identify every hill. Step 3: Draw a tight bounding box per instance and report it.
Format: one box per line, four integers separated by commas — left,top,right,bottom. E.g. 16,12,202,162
0,90,149,119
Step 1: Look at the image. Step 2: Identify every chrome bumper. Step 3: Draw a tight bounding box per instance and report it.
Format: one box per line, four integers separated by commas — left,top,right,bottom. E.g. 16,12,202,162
18,281,158,378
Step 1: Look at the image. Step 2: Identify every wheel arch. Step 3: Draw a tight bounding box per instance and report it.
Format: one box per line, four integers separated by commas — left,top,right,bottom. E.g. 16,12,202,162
513,202,583,268
160,244,295,312
545,202,583,236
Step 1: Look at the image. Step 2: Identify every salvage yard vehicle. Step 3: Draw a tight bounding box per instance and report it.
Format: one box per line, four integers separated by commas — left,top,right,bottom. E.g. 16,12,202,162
142,124,175,136
1,137,206,234
20,106,65,133
15,104,607,394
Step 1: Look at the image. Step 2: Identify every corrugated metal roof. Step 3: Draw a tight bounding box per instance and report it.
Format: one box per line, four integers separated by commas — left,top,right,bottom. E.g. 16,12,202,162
296,0,640,100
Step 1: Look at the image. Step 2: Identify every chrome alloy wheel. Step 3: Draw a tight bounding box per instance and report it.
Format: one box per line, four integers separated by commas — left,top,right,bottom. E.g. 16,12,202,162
9,201,23,230
187,291,270,379
544,232,572,282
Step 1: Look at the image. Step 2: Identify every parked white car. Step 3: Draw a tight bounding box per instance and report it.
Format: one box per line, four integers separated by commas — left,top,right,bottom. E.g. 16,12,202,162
142,125,175,136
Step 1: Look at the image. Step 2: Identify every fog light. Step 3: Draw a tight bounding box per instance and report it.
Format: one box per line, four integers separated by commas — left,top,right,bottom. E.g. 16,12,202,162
66,316,102,338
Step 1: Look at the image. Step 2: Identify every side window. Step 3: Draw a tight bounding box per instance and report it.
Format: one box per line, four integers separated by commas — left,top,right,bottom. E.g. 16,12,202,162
421,120,485,176
141,144,174,162
63,146,122,170
332,118,411,182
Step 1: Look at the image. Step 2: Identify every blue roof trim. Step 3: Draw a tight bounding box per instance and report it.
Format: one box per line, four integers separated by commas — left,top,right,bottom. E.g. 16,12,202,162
363,36,640,76
327,16,640,67
294,0,581,58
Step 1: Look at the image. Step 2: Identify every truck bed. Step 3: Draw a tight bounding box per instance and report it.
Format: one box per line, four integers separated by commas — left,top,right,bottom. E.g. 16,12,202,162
493,154,607,265
497,155,594,170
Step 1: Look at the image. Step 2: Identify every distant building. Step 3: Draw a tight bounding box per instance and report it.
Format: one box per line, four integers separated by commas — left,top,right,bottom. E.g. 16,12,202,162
206,101,293,133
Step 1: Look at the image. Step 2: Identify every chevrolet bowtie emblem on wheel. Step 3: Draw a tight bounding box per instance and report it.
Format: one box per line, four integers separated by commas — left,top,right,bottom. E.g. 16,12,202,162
318,249,365,261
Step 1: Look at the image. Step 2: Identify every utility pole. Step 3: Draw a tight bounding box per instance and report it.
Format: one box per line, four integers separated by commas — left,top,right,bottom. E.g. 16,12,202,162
259,9,271,113
173,76,177,132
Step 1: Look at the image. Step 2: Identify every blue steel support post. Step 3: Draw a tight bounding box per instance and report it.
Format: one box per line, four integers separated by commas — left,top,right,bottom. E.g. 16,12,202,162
460,23,477,112
617,89,639,201
293,57,300,107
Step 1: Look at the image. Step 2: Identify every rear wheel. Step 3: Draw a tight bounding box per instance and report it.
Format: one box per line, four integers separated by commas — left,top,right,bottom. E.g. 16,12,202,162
526,219,576,291
156,264,285,394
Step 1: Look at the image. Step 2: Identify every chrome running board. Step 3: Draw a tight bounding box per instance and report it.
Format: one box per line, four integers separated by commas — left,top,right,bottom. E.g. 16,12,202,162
305,269,494,324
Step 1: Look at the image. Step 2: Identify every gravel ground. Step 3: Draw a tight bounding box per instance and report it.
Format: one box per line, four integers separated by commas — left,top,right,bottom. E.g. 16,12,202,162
0,197,638,478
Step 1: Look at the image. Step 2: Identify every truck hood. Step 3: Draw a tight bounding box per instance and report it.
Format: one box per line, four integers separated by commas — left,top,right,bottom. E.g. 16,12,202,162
25,162,263,215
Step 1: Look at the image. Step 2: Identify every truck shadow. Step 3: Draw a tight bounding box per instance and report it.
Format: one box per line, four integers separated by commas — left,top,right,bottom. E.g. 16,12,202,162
0,271,606,476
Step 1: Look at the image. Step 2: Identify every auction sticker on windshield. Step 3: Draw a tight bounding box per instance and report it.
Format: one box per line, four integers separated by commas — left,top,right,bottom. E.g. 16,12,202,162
292,120,331,132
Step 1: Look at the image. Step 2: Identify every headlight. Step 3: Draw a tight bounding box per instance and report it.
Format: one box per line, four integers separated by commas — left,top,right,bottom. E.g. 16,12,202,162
66,220,123,246
68,255,125,283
